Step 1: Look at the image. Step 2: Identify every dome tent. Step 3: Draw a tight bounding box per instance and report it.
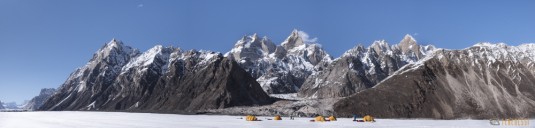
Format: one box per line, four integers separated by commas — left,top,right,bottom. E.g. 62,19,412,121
274,115,282,120
314,116,326,122
328,116,337,121
363,115,375,122
246,115,259,121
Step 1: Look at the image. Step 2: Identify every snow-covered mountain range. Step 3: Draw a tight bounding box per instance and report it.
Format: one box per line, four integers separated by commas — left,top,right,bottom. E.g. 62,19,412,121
40,39,272,112
226,30,332,94
335,43,535,118
37,30,535,118
299,35,435,98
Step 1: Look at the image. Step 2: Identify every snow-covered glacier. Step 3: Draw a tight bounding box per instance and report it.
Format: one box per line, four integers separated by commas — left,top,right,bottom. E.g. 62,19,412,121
1,112,532,128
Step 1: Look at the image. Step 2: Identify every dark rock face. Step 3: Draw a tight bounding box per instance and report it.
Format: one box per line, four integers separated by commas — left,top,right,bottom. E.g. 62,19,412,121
40,40,273,112
299,35,435,98
334,45,535,119
136,56,272,112
23,88,56,110
298,56,377,98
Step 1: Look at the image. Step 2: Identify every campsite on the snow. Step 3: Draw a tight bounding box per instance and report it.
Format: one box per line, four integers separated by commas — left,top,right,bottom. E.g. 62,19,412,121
1,111,531,128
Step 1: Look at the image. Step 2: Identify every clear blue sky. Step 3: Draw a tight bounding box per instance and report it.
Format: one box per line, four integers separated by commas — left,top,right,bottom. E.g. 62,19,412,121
1,0,534,104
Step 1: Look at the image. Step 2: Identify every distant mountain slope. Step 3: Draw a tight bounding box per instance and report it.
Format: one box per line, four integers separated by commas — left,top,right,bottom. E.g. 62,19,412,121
334,43,535,118
22,88,56,110
0,100,4,109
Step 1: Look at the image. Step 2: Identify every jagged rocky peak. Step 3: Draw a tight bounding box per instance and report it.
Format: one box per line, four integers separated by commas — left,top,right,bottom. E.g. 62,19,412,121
342,44,366,57
40,39,145,111
227,29,331,65
459,42,535,64
279,29,332,63
225,29,332,94
121,45,176,74
344,35,433,58
104,38,121,49
180,49,222,67
281,29,306,50
370,40,392,55
473,42,508,48
228,33,276,60
259,36,276,55
399,34,417,51
89,39,141,66
298,35,437,99
66,39,141,82
397,34,437,62
97,39,136,56
168,47,183,59
305,43,332,66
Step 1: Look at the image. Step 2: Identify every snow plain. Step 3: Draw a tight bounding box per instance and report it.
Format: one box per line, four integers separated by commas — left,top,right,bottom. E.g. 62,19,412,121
0,111,533,128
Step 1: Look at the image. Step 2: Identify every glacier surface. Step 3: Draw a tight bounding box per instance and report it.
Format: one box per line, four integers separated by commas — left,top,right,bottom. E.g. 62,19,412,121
0,112,532,128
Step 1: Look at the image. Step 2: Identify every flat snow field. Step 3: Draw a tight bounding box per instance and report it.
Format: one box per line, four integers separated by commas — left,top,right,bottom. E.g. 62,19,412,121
0,111,533,128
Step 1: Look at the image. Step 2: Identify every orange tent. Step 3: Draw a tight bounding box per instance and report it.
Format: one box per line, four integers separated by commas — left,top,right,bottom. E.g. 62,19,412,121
363,115,375,122
328,116,337,121
274,115,282,120
246,115,258,121
315,116,326,122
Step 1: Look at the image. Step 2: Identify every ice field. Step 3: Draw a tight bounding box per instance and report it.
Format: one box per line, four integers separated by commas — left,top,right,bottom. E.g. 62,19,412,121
0,111,532,128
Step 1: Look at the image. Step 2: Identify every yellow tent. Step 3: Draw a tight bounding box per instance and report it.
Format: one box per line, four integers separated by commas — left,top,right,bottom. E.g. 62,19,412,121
274,115,282,120
315,116,326,122
246,115,258,121
328,116,337,121
363,115,374,122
